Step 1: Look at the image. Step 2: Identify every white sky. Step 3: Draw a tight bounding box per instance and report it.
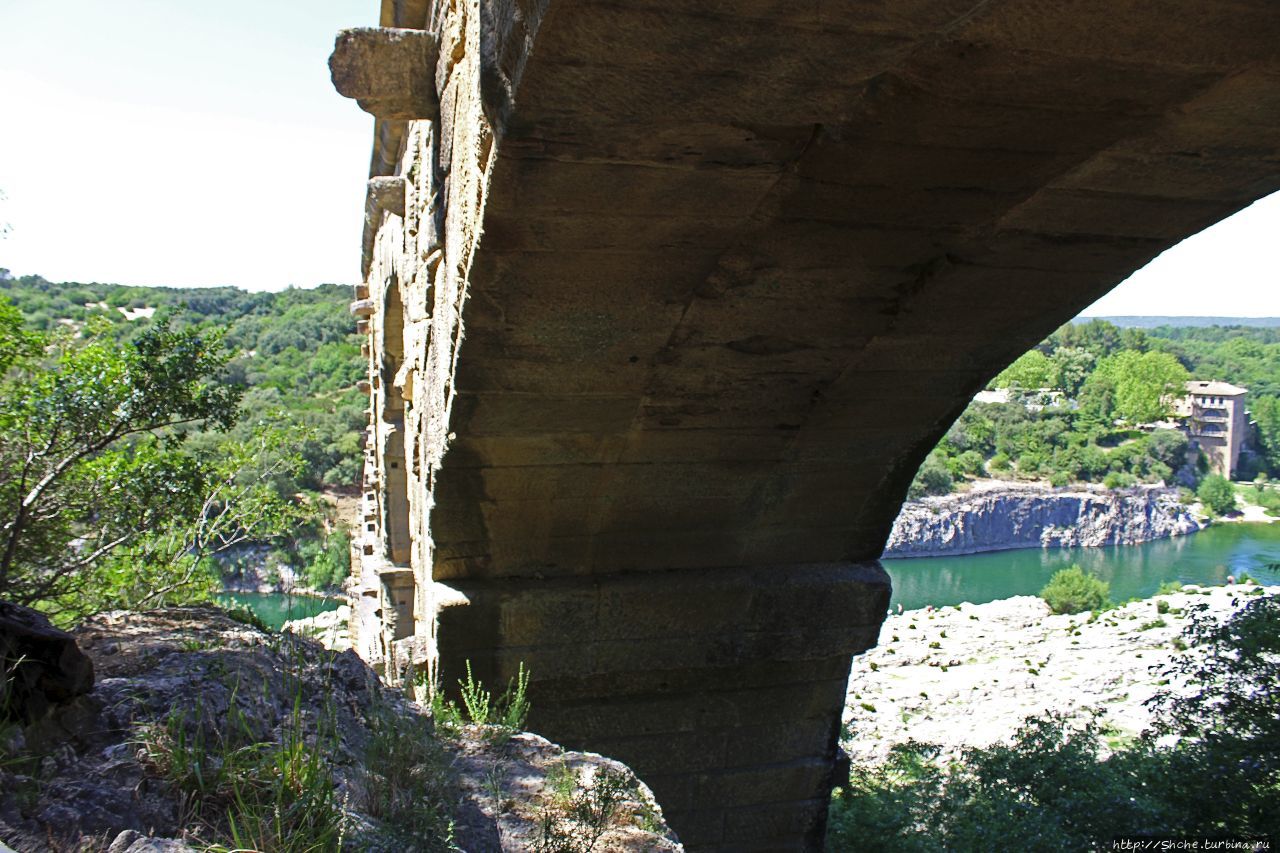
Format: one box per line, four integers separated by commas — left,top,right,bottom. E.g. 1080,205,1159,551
1079,191,1280,318
1,1,1278,313
0,0,374,290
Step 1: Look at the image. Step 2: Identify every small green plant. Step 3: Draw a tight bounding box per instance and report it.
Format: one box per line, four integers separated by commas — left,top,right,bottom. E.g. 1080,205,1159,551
1156,580,1184,595
458,661,492,724
136,692,347,852
1040,565,1111,615
363,695,455,849
535,766,639,853
1156,600,1171,615
860,702,877,713
545,760,579,804
433,661,531,743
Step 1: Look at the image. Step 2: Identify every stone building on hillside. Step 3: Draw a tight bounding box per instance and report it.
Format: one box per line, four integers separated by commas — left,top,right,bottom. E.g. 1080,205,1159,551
1175,380,1249,478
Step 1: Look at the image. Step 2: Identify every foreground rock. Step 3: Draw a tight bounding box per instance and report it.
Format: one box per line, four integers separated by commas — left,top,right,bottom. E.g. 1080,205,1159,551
0,607,680,852
884,482,1201,557
844,583,1277,765
0,601,94,724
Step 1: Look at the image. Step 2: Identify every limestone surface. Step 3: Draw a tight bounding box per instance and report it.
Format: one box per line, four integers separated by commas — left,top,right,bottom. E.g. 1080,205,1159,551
843,584,1278,765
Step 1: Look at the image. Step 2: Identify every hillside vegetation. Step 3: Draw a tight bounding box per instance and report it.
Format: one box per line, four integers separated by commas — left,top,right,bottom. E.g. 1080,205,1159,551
913,319,1280,498
1,270,365,490
0,271,365,611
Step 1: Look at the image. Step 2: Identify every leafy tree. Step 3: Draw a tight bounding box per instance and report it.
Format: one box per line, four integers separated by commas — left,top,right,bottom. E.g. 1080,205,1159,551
908,452,954,498
1048,346,1095,397
0,307,317,620
1196,474,1236,516
1252,394,1280,474
72,421,319,617
0,313,240,609
991,349,1054,391
1085,350,1189,424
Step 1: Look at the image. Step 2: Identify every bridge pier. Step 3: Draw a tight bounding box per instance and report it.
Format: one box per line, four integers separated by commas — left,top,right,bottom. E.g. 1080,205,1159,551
331,0,1280,849
437,562,890,850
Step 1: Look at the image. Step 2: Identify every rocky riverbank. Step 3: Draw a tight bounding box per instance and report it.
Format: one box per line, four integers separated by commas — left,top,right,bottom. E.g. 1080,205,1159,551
284,604,352,652
884,482,1201,557
842,582,1277,765
0,606,681,852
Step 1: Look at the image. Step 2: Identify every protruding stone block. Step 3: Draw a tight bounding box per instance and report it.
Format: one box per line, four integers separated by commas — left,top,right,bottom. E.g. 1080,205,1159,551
355,319,370,335
368,176,408,217
329,28,440,120
356,379,372,394
355,284,370,300
350,298,375,317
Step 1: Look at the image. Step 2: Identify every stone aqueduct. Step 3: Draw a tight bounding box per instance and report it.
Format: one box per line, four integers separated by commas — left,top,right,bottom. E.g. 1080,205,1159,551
330,1,1280,848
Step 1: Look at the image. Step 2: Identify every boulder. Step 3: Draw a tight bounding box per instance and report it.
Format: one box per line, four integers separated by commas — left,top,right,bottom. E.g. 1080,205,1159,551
0,600,94,723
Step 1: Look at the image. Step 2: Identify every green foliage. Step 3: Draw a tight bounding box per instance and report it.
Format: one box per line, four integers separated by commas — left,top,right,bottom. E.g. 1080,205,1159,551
136,696,347,852
434,661,532,743
1,276,366,492
1040,565,1110,615
0,295,329,621
908,451,954,498
911,318,1279,494
829,713,1172,852
362,697,456,850
1252,394,1280,475
1196,474,1236,516
991,349,1054,391
300,528,352,590
535,766,642,853
830,593,1280,847
1085,350,1189,425
0,310,239,614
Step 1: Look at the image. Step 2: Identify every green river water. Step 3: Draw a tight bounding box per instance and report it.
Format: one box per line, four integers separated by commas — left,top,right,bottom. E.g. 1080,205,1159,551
217,592,341,631
218,525,1279,629
885,522,1280,611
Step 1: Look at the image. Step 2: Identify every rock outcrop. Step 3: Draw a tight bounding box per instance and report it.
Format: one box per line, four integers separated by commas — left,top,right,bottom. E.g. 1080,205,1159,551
884,483,1201,558
284,604,352,651
0,601,94,723
0,607,679,852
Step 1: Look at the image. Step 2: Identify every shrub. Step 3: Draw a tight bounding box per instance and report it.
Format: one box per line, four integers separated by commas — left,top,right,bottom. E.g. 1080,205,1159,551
908,453,954,499
1040,565,1110,615
1102,471,1135,490
1196,474,1236,516
830,593,1280,846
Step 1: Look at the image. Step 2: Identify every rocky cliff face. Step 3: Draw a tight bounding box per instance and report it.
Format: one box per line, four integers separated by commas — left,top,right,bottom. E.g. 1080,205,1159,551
884,484,1201,558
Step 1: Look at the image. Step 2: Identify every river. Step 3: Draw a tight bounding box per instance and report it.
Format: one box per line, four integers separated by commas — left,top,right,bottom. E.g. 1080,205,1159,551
884,522,1280,611
217,591,342,631
217,526,1278,628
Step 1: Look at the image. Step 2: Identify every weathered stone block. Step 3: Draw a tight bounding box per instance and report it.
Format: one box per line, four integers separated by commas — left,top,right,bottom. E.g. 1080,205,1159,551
329,28,439,119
